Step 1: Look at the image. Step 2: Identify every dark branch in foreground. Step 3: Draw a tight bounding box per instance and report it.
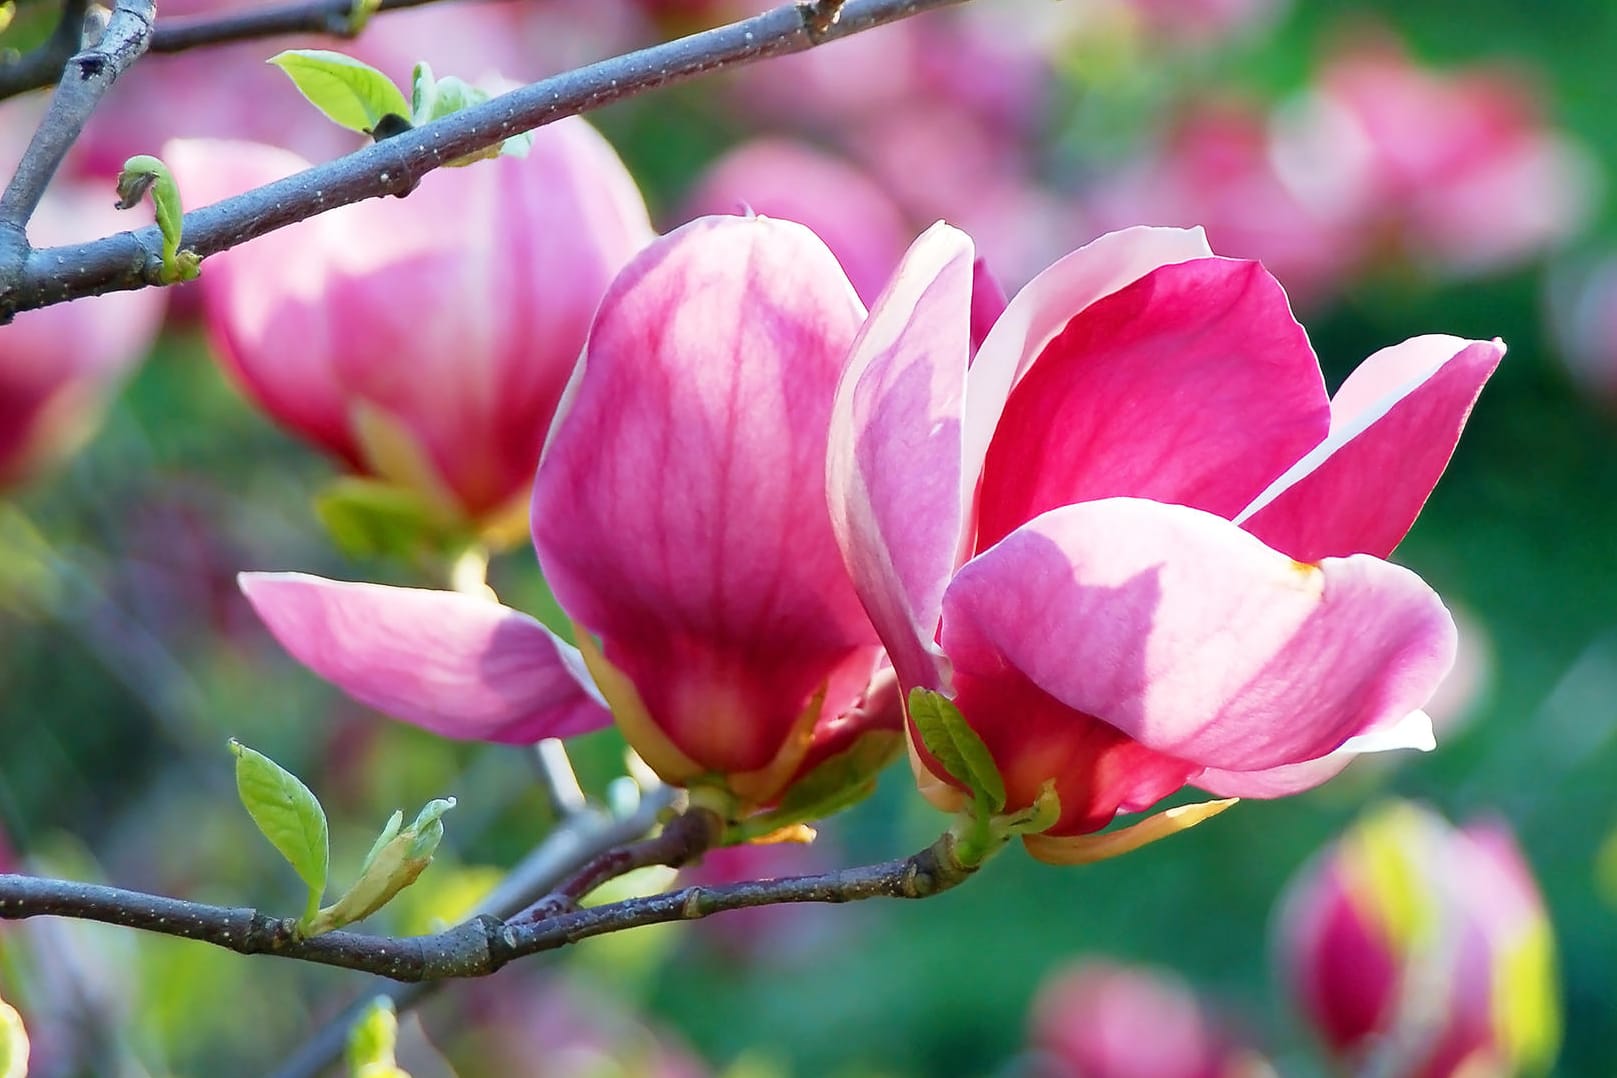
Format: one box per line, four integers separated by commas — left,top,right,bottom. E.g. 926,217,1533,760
0,827,970,982
0,0,90,100
150,0,449,54
0,0,152,256
0,0,969,320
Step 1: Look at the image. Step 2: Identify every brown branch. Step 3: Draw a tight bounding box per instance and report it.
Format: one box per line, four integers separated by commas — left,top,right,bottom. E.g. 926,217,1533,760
0,0,152,270
0,828,972,981
0,0,971,321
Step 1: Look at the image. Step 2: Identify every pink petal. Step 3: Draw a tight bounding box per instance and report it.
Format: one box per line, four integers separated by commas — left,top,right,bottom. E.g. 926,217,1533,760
1193,709,1436,797
962,225,1215,492
975,258,1330,551
940,498,1457,773
239,572,609,743
532,215,880,775
1237,336,1505,562
828,222,976,691
969,257,1008,352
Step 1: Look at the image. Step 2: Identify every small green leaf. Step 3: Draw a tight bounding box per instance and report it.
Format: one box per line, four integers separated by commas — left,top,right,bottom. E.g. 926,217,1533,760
346,0,382,34
0,992,28,1078
410,63,532,166
230,739,330,925
347,997,409,1078
359,810,404,875
307,797,455,935
269,49,412,136
314,477,462,560
115,155,200,284
908,689,1007,812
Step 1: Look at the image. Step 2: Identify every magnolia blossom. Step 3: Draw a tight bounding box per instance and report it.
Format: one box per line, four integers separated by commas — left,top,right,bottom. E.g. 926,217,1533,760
1029,960,1272,1078
1276,802,1559,1077
829,223,1501,862
242,216,901,818
168,118,651,541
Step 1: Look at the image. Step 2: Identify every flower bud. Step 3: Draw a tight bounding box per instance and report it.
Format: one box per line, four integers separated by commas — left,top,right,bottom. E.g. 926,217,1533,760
1275,801,1559,1077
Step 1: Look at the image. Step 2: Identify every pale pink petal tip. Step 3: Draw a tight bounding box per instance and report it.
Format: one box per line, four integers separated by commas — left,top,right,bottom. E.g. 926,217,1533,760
238,571,609,744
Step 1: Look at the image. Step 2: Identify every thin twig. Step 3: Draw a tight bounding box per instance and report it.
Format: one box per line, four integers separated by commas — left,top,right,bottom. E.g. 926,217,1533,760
150,0,449,54
0,0,90,100
0,829,971,981
0,0,152,273
266,781,677,1078
532,738,588,818
0,0,970,320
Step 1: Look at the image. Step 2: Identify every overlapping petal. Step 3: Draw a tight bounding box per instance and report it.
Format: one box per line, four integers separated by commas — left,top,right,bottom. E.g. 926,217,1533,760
940,498,1457,775
533,215,880,775
1238,335,1505,561
828,222,976,691
239,572,609,743
975,258,1330,550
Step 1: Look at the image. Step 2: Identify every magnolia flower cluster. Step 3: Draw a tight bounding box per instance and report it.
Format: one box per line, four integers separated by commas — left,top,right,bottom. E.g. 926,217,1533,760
233,116,1501,855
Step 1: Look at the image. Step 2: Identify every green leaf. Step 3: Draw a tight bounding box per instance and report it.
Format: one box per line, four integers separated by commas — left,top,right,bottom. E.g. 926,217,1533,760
307,797,455,936
269,49,412,136
314,477,462,560
115,155,200,284
409,62,532,166
908,689,1007,812
347,997,409,1078
230,739,330,925
0,993,27,1078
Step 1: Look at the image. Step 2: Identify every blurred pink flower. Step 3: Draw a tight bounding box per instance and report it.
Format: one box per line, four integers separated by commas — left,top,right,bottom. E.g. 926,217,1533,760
167,116,651,537
1123,0,1283,46
1275,38,1595,276
241,216,901,817
1029,960,1272,1078
1276,802,1559,1077
681,139,909,303
1547,253,1617,408
829,222,1501,861
0,104,165,489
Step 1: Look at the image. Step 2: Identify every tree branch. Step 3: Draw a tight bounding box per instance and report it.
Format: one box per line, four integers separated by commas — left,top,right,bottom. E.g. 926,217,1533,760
0,0,969,321
149,0,449,55
0,0,90,100
0,829,971,982
0,0,152,275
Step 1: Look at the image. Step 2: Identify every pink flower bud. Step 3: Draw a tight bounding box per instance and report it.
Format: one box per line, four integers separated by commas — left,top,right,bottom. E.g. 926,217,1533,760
167,118,652,537
829,223,1501,858
1275,802,1559,1077
1029,960,1271,1078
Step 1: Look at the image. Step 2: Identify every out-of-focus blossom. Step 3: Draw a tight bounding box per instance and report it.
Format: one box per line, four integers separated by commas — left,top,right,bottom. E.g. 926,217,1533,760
682,139,909,303
1,106,165,491
453,974,711,1077
1273,38,1595,278
242,216,901,823
167,117,651,541
1028,960,1273,1078
1122,0,1282,46
1276,802,1559,1077
830,222,1501,862
1547,254,1617,408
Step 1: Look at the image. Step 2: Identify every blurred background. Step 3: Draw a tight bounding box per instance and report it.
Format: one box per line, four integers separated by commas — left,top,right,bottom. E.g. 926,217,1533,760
2,0,1615,1074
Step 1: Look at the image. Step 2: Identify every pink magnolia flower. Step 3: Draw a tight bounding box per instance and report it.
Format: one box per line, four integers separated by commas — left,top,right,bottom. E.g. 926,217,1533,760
1275,802,1559,1077
0,105,165,489
167,117,651,541
681,139,909,304
1029,960,1272,1078
242,216,900,818
829,223,1501,862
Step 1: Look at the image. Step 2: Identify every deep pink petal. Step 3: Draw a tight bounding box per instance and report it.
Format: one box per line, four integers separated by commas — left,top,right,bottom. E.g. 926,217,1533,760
940,498,1457,773
239,572,609,743
976,258,1330,550
962,225,1215,490
533,215,880,774
1238,336,1505,561
828,222,975,692
969,257,1008,353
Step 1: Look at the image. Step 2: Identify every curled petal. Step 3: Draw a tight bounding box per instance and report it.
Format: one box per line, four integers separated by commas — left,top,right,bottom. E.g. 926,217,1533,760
239,572,609,743
976,258,1329,550
940,498,1457,774
1022,798,1238,866
963,225,1215,490
829,222,976,692
533,215,879,775
1238,336,1505,561
1193,709,1435,798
